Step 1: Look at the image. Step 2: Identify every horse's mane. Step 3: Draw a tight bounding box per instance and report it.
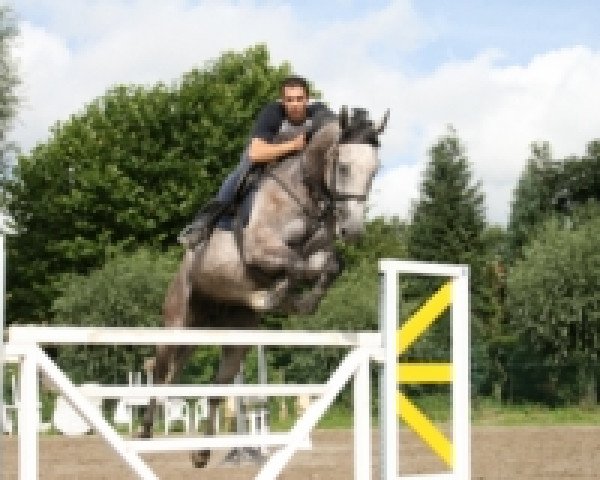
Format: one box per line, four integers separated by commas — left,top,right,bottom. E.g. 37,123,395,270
269,117,339,188
302,119,340,185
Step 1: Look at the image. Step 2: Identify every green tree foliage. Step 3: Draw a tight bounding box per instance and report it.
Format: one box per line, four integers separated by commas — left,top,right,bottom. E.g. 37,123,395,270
4,44,292,324
406,128,500,395
0,5,19,179
51,248,180,384
407,128,486,266
508,140,600,259
508,142,563,257
505,203,600,405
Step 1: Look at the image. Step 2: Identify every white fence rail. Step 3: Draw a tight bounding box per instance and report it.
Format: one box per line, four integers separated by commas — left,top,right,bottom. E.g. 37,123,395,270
2,259,471,480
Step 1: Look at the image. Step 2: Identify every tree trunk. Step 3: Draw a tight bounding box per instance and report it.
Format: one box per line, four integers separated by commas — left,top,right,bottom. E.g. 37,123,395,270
578,364,597,406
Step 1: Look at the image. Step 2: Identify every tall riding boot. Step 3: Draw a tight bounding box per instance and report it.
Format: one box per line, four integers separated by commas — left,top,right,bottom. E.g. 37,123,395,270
178,199,229,249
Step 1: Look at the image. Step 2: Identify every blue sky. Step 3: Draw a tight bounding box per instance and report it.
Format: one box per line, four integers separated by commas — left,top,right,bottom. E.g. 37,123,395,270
10,1,600,223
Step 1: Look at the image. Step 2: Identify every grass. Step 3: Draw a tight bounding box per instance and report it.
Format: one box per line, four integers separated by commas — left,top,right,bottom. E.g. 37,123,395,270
271,395,600,431
472,397,600,426
28,394,600,437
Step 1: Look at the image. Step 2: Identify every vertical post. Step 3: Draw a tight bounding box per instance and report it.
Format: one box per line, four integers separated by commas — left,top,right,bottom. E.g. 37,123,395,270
257,345,268,454
452,269,470,480
379,265,398,480
235,363,245,434
0,233,5,456
258,345,267,384
19,346,38,480
354,352,371,480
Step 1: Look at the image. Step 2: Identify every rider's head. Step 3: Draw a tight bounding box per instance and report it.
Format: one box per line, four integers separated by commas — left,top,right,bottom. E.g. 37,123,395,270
280,75,310,124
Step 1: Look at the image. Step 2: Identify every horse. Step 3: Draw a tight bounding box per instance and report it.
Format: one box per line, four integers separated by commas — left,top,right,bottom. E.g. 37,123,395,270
140,106,389,468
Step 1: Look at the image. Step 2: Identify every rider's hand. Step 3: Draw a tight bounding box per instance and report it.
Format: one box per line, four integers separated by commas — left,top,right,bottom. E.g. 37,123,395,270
291,133,306,152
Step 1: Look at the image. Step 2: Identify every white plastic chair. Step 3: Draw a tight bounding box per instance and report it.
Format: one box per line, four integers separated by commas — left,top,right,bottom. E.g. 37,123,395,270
6,371,51,434
164,398,190,434
193,397,219,433
113,399,133,434
2,404,14,434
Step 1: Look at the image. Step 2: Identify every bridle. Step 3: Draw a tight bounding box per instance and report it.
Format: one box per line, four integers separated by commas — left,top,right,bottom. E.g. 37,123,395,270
263,137,372,240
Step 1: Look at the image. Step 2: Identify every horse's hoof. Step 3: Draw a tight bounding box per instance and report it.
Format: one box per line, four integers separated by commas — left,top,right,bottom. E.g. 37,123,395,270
248,278,289,312
191,449,210,468
248,291,272,311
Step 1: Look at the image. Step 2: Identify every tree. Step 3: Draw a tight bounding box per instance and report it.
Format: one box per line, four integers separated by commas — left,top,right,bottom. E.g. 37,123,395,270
508,139,600,259
505,203,600,405
0,5,19,180
408,127,486,268
406,128,498,396
508,142,563,257
4,44,293,324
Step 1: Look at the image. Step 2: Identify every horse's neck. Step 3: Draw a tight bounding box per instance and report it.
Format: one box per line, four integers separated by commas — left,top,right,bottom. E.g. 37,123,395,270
271,153,310,198
269,122,338,205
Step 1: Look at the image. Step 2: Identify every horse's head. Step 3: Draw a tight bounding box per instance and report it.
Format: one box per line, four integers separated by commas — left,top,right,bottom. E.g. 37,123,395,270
326,106,388,241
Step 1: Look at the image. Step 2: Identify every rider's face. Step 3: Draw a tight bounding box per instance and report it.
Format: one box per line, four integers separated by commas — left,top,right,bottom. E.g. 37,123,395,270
281,86,309,124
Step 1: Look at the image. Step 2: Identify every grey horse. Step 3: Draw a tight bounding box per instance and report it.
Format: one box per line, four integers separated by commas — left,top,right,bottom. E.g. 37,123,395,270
140,106,389,468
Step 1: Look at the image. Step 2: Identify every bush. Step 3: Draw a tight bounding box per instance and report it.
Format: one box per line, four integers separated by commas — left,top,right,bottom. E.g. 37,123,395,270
50,248,180,384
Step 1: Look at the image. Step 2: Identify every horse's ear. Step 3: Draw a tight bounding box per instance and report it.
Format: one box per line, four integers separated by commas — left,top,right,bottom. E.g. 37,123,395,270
374,109,390,134
339,105,349,131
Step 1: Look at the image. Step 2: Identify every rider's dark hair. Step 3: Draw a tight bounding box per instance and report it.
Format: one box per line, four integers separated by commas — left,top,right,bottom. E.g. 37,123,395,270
280,75,310,96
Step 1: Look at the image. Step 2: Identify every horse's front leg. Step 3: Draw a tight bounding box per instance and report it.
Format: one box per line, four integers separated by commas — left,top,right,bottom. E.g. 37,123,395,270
280,249,342,315
244,225,319,279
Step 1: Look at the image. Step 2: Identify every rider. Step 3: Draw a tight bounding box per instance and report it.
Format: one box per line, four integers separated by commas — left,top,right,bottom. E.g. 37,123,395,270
178,75,333,248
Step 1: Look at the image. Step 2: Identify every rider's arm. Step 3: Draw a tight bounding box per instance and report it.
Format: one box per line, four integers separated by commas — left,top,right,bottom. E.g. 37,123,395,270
247,102,305,164
248,135,305,163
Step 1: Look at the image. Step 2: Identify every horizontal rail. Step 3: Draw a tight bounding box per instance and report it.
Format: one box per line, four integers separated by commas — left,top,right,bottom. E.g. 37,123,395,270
396,474,455,480
78,384,326,398
379,259,467,278
127,434,311,452
397,363,452,383
8,326,381,348
1,353,19,363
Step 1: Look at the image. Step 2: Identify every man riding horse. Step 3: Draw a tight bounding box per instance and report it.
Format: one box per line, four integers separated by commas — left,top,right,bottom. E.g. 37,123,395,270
178,75,332,249
141,78,389,468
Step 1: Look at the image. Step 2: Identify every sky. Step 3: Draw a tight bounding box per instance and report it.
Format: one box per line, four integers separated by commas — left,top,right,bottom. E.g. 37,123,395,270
9,0,600,224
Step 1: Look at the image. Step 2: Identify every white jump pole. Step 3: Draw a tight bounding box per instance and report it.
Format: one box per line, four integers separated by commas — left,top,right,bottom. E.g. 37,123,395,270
379,265,398,480
0,231,5,444
452,269,471,479
19,345,38,480
354,349,371,480
0,221,13,471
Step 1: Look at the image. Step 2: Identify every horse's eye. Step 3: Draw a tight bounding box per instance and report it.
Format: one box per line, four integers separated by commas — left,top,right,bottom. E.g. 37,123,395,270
338,163,350,177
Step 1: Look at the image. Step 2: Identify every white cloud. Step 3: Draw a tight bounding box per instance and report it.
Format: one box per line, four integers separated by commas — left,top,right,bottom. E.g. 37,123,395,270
369,161,422,220
383,46,600,224
9,1,600,224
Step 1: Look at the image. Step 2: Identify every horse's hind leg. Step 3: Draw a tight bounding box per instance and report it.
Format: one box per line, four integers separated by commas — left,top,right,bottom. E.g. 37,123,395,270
139,344,195,438
140,252,195,438
191,304,258,468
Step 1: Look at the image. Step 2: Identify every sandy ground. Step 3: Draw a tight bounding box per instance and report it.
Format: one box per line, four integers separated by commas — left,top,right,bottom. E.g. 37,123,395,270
2,426,600,479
